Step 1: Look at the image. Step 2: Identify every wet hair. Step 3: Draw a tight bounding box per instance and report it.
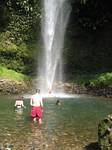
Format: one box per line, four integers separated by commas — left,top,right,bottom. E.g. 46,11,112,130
16,96,23,100
56,100,61,105
36,89,40,93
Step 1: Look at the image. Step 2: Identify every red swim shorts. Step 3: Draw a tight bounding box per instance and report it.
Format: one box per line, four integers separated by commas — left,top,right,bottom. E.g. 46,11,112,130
31,106,42,119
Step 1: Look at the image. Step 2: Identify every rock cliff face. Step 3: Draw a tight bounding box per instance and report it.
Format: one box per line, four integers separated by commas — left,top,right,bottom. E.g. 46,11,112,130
98,114,112,150
57,82,112,98
0,78,31,95
0,78,111,97
66,21,112,75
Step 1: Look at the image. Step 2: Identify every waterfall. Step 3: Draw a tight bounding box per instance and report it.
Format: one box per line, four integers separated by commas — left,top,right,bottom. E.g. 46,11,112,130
38,0,71,94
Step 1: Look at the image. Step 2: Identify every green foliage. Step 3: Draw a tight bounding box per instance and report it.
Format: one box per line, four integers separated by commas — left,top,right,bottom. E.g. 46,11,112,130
90,73,112,86
0,0,41,76
6,0,41,42
0,1,9,31
73,72,112,86
0,31,36,74
70,0,112,30
0,0,112,79
0,65,30,81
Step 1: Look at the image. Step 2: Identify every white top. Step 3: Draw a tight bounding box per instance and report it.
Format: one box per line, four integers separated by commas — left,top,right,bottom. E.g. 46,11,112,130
30,93,43,107
15,100,24,108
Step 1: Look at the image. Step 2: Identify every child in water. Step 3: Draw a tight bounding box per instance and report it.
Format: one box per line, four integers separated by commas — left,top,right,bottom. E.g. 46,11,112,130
14,96,26,115
56,100,61,106
15,96,26,109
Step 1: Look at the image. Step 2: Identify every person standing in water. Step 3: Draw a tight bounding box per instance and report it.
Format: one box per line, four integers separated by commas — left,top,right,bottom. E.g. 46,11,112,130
14,96,26,115
15,96,26,109
30,89,43,124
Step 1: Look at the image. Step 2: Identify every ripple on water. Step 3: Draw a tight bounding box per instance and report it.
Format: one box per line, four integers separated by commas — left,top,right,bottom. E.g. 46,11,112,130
0,95,111,149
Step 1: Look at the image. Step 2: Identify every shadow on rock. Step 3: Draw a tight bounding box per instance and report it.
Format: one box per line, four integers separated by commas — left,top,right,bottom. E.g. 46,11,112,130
84,142,100,150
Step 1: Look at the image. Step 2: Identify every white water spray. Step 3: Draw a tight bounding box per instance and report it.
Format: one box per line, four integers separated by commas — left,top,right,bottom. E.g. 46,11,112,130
38,0,71,94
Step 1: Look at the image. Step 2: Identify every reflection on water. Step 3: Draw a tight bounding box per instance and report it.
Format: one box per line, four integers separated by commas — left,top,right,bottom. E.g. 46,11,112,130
0,95,112,149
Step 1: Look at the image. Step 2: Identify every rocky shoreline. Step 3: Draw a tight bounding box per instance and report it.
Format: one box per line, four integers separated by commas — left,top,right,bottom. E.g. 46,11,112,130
98,114,112,149
0,78,112,98
64,82,112,98
0,78,31,95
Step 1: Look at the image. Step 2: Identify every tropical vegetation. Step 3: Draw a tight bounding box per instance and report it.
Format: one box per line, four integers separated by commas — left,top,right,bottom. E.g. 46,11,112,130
0,0,112,86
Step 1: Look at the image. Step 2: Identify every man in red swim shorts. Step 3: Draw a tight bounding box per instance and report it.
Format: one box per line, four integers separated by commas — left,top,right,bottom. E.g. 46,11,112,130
30,89,43,124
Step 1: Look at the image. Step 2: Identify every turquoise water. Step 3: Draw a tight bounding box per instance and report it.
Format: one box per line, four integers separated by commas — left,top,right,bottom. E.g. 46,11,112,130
0,95,112,150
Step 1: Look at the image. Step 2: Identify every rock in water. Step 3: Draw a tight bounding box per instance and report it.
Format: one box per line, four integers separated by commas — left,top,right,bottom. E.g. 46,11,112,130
98,114,112,150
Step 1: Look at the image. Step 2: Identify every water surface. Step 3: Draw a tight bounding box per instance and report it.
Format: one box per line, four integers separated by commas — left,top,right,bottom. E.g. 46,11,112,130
0,95,112,150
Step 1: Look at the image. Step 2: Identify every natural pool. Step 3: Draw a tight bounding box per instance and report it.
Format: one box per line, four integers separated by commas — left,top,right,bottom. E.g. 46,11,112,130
0,95,112,150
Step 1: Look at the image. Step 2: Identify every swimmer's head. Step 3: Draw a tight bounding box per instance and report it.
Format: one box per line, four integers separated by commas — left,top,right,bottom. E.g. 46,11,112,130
36,89,40,93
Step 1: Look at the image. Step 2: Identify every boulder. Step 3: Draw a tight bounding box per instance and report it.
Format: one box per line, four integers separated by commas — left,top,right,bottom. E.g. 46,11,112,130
0,78,31,94
98,114,112,150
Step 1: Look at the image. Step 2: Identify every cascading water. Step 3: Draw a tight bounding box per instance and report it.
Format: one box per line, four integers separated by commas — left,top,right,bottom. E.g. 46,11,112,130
38,0,71,95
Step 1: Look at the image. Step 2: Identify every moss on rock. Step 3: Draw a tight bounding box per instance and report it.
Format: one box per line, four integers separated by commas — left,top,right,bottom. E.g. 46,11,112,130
98,114,112,150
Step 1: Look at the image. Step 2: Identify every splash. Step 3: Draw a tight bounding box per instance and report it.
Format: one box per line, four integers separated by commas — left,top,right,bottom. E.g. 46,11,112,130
38,0,71,94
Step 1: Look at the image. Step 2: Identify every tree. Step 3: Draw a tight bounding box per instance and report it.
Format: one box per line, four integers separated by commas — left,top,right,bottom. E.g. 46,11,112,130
6,0,41,42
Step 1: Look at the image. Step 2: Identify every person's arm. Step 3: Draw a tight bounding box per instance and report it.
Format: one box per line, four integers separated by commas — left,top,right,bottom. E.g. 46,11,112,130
15,101,17,106
21,101,24,106
21,101,26,108
30,98,33,106
40,98,43,109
